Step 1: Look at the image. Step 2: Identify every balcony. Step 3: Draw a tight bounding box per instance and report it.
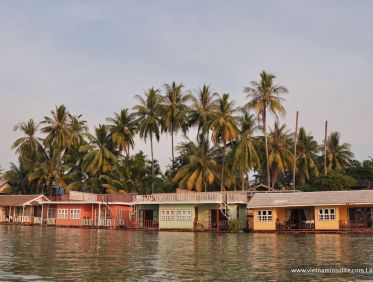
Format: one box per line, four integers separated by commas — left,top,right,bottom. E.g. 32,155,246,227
134,192,247,204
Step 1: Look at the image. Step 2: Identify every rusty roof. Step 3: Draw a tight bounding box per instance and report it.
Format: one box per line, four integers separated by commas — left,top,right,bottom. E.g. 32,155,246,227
0,195,46,207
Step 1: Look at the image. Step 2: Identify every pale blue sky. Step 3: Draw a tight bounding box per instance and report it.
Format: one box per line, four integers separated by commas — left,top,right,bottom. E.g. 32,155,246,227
1,1,372,170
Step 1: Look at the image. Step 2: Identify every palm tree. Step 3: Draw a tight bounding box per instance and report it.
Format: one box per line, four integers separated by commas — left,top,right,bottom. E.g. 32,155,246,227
133,88,162,193
188,85,217,142
28,148,68,194
174,141,219,192
101,160,132,193
12,119,43,159
41,105,74,151
210,93,238,191
69,114,88,146
232,110,260,190
161,82,192,170
80,125,117,176
244,71,288,187
326,132,354,171
2,162,31,194
267,122,293,189
296,127,319,185
106,109,137,156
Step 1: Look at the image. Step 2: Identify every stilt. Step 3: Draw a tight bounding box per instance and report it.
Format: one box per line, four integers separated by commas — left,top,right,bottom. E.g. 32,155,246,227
98,204,101,227
40,204,44,225
22,206,25,223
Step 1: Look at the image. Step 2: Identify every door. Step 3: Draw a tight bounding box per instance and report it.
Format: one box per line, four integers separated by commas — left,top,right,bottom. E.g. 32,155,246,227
210,209,218,230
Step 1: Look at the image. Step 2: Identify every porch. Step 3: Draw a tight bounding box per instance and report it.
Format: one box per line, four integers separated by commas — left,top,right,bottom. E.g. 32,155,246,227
339,207,373,229
276,208,315,230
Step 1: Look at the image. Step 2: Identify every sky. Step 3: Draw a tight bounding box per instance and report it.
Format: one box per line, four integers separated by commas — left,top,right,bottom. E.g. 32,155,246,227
0,0,372,171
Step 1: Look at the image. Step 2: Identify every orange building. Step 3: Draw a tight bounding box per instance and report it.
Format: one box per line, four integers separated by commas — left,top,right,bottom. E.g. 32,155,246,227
248,190,373,233
43,192,135,228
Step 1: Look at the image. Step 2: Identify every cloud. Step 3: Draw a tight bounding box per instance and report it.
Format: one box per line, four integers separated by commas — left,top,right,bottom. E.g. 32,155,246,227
1,0,372,170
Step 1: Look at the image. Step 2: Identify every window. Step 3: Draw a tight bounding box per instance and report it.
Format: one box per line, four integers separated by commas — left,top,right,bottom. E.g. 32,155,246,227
318,208,336,220
57,209,68,219
160,210,175,221
70,209,81,219
177,210,192,221
257,210,273,221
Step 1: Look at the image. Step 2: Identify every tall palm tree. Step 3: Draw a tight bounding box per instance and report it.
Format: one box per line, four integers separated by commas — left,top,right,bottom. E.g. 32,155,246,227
41,105,74,151
210,93,238,191
12,119,43,159
267,122,293,189
188,85,217,142
133,88,162,193
296,127,319,185
232,110,260,190
80,125,117,176
326,132,354,171
161,82,192,170
244,71,288,187
174,141,219,192
69,114,88,146
106,109,137,156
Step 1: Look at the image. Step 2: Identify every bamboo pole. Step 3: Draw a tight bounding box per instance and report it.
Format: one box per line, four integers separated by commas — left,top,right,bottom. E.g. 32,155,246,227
293,111,299,191
324,120,328,175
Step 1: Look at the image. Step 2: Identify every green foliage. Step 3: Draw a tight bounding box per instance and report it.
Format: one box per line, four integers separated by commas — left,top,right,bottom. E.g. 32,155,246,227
228,219,242,232
345,158,373,181
4,75,364,195
311,171,357,191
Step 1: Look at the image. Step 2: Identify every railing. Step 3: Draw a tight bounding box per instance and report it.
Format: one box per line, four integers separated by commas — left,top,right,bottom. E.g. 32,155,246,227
339,220,373,229
82,219,93,226
135,192,247,203
276,220,315,230
33,217,42,224
47,218,56,225
97,219,116,227
69,191,98,202
193,220,229,231
138,220,159,228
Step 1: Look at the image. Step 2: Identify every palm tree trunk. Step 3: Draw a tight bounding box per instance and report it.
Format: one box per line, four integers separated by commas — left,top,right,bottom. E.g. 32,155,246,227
150,133,155,194
241,169,245,191
171,124,175,170
271,169,279,190
263,106,271,188
221,143,226,191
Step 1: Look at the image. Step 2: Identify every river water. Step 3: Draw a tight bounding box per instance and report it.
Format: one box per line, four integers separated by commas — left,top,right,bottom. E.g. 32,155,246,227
1,225,373,281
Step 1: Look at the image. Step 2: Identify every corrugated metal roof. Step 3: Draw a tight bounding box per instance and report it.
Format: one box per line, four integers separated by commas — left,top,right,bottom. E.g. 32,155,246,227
0,195,45,207
247,190,373,208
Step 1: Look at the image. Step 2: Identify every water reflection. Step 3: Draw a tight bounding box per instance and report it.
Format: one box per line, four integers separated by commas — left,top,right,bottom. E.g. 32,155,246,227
1,225,373,281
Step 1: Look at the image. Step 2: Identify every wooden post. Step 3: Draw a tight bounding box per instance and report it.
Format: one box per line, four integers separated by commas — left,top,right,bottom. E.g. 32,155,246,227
40,204,44,225
293,111,299,191
22,206,25,223
98,203,101,227
324,120,328,175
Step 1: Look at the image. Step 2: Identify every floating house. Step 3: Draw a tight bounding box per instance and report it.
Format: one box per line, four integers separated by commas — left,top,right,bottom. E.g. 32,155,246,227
248,190,373,232
133,191,248,231
43,191,135,228
0,194,50,224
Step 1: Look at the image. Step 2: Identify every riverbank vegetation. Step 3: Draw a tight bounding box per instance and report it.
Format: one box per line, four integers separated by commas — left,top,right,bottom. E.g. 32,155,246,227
1,71,372,195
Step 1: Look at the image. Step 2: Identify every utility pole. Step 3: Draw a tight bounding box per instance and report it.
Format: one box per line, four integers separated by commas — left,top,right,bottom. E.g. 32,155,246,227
324,120,328,175
292,111,299,191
